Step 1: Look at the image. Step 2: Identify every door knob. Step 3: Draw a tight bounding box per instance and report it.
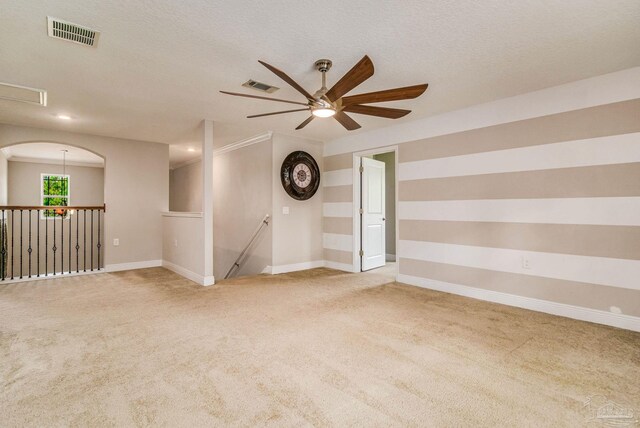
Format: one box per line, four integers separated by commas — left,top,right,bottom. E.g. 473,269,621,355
382,217,386,221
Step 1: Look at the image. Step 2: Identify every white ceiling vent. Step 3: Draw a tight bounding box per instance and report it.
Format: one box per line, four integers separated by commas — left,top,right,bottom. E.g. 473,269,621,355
47,17,100,47
242,79,279,93
0,82,47,106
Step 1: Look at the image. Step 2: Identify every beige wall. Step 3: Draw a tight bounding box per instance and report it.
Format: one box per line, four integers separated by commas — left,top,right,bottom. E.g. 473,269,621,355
162,215,204,278
0,150,7,205
271,134,324,268
212,139,272,278
7,161,104,206
170,160,202,212
0,124,169,267
373,152,396,258
323,88,640,325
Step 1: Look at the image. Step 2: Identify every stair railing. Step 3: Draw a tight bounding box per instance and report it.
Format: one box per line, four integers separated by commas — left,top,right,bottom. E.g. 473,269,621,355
224,214,270,279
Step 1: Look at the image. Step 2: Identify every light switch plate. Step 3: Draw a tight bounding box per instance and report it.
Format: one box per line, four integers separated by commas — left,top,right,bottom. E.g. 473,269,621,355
282,206,290,215
113,238,119,246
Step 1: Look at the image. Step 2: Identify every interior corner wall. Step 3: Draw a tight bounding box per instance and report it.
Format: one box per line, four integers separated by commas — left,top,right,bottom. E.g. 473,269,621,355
0,149,7,205
322,67,640,331
169,160,202,212
0,124,169,268
212,139,272,278
271,133,324,270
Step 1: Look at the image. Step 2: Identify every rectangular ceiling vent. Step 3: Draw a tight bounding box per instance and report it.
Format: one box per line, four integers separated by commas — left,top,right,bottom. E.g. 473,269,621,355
0,82,47,106
242,79,279,93
47,16,100,47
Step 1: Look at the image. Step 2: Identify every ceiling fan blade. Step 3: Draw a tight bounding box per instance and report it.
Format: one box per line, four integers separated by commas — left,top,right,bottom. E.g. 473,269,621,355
342,104,411,119
334,111,361,131
247,108,310,118
325,55,374,102
258,60,315,101
341,84,428,106
295,116,315,130
220,91,309,106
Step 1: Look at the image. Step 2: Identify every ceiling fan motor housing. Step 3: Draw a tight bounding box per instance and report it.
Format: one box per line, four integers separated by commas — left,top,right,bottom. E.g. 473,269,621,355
314,59,332,73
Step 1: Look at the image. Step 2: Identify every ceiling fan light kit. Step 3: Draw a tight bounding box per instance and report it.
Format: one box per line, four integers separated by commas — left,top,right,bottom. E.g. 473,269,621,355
221,55,428,131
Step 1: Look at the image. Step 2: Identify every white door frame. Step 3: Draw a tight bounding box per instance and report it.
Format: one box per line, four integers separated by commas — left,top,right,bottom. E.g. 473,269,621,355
352,145,399,276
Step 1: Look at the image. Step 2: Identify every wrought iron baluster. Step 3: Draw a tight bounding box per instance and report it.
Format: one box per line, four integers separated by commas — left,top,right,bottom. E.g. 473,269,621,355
1,209,5,281
76,210,79,273
20,210,23,279
28,210,32,278
97,210,101,270
11,210,14,280
61,211,64,275
68,211,71,274
83,210,87,272
45,210,48,276
53,211,56,276
91,210,94,271
37,210,40,277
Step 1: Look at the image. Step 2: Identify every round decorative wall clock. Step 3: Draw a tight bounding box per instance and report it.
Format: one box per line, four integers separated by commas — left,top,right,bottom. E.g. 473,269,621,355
280,151,320,200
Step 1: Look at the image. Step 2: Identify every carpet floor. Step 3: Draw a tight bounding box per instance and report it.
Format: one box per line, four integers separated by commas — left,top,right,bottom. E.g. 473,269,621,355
1,267,639,426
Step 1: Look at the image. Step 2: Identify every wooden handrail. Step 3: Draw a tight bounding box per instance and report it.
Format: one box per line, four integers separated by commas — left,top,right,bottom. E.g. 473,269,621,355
0,204,106,211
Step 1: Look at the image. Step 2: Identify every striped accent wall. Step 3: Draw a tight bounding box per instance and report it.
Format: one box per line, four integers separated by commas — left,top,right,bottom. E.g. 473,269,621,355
323,98,640,328
323,152,354,270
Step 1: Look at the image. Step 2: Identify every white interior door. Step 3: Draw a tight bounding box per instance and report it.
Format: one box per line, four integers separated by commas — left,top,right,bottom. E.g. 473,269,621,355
361,157,386,271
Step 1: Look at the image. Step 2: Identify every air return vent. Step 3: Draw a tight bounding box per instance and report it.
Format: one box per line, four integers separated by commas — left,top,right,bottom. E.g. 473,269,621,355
47,17,100,47
0,82,47,106
242,79,279,93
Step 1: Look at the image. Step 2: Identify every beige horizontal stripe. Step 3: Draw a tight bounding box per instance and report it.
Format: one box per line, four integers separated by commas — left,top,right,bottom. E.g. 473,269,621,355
323,217,353,235
399,220,640,260
324,153,352,171
399,162,640,201
324,248,353,264
399,98,640,162
399,258,640,317
323,185,353,203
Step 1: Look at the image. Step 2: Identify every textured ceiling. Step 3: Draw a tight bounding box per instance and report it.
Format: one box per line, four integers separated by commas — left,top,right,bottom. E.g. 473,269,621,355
1,0,639,156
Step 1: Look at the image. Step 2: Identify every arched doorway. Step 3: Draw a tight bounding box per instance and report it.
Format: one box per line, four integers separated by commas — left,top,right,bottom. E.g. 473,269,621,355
0,142,105,280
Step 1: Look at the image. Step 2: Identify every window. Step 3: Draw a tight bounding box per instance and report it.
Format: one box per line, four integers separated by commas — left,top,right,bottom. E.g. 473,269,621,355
41,174,70,218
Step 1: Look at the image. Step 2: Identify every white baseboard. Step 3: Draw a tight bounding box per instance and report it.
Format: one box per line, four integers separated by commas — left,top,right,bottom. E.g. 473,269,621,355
324,261,357,273
106,260,162,272
397,274,640,332
386,253,396,262
271,260,325,275
162,260,214,286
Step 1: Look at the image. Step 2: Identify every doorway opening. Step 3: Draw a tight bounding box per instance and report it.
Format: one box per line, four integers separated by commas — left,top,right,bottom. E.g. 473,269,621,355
353,147,398,279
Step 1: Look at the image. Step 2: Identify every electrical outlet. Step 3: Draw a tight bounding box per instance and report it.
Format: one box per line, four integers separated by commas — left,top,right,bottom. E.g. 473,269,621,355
282,206,290,215
522,255,531,269
113,238,119,246
174,239,178,248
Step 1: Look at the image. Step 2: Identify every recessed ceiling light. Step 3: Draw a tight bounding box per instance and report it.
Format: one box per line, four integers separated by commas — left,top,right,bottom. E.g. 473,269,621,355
57,114,72,120
187,148,196,152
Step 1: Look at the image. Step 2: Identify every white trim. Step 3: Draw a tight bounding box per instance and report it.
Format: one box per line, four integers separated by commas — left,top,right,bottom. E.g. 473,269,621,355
353,146,400,274
170,156,201,171
162,260,214,286
105,259,162,272
398,132,640,181
261,265,273,274
398,240,640,291
161,211,203,218
324,260,358,273
398,197,640,226
325,67,640,156
212,131,273,157
8,156,103,168
270,260,325,275
397,273,640,332
1,269,104,284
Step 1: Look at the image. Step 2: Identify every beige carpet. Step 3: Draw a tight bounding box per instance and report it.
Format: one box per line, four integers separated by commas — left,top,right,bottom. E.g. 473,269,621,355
1,267,639,427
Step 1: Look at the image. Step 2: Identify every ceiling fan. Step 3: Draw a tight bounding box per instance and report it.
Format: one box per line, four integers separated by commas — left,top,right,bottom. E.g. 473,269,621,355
220,55,428,131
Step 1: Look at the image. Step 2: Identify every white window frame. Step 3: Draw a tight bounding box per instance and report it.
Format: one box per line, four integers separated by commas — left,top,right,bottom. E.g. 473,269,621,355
40,173,71,220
